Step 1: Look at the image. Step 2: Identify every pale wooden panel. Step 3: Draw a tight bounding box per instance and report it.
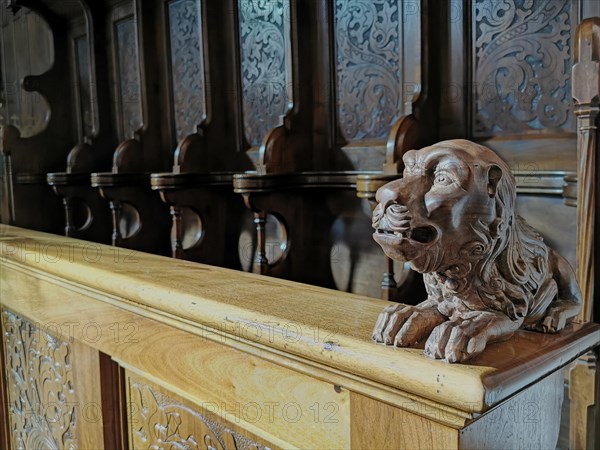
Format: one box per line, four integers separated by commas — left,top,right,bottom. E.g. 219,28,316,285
350,392,458,449
0,226,599,415
459,370,563,449
569,354,598,450
125,371,277,449
0,265,351,449
71,339,105,448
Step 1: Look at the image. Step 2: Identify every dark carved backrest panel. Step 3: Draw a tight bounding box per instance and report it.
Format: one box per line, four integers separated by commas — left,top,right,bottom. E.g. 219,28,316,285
334,0,402,143
472,0,576,137
238,0,292,148
113,13,143,142
73,33,94,140
434,0,593,274
102,0,168,173
328,0,431,171
167,0,206,143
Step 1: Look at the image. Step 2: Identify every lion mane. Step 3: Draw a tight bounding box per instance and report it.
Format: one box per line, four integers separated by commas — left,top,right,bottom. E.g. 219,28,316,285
442,140,552,323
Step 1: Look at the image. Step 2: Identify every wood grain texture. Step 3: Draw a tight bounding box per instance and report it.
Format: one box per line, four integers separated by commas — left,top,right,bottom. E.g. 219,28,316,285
0,225,598,418
572,17,600,323
569,352,599,450
350,392,458,449
0,261,350,448
126,371,278,449
570,17,600,450
460,370,564,450
71,337,106,448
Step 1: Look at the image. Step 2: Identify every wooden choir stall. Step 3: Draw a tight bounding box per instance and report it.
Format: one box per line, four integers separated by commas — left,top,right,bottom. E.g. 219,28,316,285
0,0,599,448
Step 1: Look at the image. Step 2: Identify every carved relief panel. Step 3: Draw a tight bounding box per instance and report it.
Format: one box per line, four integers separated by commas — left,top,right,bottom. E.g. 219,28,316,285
167,0,207,143
73,33,94,140
111,8,143,141
2,309,78,449
238,0,292,147
127,372,273,449
473,0,576,137
333,0,402,143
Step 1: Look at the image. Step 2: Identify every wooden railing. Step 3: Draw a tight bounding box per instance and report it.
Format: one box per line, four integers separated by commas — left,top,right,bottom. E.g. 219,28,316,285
0,225,598,449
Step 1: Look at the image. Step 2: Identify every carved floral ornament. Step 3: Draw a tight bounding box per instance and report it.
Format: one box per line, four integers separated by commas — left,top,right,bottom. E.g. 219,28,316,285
371,140,581,363
129,376,268,450
238,0,291,147
334,0,402,142
474,0,573,136
3,310,77,449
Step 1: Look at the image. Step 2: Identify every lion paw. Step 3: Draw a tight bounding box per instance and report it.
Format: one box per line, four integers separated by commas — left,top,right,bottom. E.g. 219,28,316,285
372,304,445,346
424,312,518,363
526,304,572,333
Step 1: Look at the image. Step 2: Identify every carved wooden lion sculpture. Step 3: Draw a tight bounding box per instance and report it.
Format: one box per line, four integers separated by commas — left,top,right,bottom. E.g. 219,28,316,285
372,139,582,363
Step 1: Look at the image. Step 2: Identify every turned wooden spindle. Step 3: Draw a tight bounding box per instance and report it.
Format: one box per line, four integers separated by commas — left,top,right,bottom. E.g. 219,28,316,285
109,200,122,246
169,205,184,259
253,211,269,275
381,254,399,301
62,197,75,237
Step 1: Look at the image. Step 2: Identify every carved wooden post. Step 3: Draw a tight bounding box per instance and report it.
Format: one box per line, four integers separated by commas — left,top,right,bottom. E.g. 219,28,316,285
570,17,600,450
253,211,269,275
242,194,269,275
62,197,75,238
109,200,122,247
169,205,184,259
381,254,399,301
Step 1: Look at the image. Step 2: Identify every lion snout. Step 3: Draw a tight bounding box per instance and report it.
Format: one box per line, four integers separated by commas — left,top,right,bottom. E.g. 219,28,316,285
372,201,411,234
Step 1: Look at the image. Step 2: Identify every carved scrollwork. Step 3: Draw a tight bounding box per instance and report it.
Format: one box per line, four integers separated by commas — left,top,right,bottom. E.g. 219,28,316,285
238,0,291,147
334,0,401,142
168,0,206,142
128,376,269,450
2,309,78,449
474,0,574,136
115,16,143,140
74,35,94,139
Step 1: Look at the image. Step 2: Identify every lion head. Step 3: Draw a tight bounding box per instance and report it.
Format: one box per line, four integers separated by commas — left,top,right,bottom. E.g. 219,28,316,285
372,139,551,321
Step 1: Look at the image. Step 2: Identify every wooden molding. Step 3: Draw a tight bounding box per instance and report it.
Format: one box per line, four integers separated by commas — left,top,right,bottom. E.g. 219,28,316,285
0,225,598,416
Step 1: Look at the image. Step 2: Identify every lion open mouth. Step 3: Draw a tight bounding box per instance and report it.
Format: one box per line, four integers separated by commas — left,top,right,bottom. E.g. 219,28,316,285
408,226,437,243
372,202,437,245
374,226,437,243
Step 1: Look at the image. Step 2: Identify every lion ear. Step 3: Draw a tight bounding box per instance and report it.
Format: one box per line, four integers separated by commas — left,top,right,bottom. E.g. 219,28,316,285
487,165,502,198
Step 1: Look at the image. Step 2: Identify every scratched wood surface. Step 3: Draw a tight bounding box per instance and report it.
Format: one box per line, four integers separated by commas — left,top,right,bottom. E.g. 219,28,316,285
0,225,598,415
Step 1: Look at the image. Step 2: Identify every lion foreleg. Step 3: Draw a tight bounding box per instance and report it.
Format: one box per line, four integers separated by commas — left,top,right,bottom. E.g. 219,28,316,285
372,299,446,346
424,311,523,363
